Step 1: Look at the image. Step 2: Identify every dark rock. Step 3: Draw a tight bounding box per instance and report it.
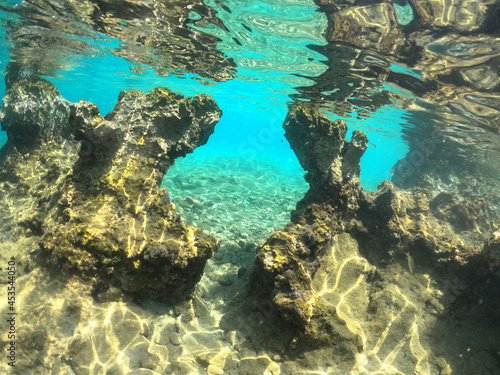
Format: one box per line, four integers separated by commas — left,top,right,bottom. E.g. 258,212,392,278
237,267,247,278
0,74,222,303
249,102,498,371
38,87,221,302
251,105,368,355
0,73,80,244
0,73,71,151
218,274,234,286
283,103,368,221
96,286,126,303
482,229,500,278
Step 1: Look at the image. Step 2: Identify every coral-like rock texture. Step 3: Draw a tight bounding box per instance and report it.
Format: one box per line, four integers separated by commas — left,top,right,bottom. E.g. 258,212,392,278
252,104,369,356
251,103,499,373
0,70,221,302
0,69,71,151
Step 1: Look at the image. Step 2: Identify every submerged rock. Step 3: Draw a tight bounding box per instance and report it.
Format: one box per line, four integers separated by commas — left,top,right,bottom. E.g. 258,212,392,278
0,71,71,151
0,71,221,302
250,103,498,373
252,104,369,358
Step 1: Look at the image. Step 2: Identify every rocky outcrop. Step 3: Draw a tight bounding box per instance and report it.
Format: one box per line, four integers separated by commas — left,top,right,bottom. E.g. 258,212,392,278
483,228,500,277
251,104,369,357
250,103,498,373
0,69,71,151
309,0,500,282
0,71,78,246
0,70,221,302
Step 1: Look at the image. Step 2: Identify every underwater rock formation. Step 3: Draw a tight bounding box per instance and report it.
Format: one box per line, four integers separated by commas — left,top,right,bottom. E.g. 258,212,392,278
0,71,79,247
0,69,71,151
251,103,498,373
483,228,500,276
0,70,221,302
353,181,493,265
252,104,369,355
310,0,500,280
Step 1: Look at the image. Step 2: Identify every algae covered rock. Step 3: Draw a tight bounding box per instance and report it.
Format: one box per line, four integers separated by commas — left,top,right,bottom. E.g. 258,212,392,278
482,228,500,277
0,70,80,247
252,104,369,356
0,68,71,152
0,69,222,302
40,87,221,301
250,103,497,374
283,104,368,223
283,103,368,188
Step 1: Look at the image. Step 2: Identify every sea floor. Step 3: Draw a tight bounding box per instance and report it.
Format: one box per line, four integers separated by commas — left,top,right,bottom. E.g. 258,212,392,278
0,156,312,374
163,156,309,268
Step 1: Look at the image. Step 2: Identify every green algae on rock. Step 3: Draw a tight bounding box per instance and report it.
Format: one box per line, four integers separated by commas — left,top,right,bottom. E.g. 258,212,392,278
250,102,498,374
252,104,369,356
42,87,221,301
0,70,222,302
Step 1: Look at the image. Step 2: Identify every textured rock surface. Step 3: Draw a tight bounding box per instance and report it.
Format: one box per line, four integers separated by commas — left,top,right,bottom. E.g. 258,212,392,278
0,70,79,246
0,70,221,302
250,104,499,374
252,104,369,355
0,69,71,151
41,87,221,301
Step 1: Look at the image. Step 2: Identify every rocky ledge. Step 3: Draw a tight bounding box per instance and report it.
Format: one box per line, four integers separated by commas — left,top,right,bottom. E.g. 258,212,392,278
0,69,221,302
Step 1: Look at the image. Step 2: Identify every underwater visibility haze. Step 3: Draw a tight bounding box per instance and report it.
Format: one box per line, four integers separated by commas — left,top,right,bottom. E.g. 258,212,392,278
0,0,499,374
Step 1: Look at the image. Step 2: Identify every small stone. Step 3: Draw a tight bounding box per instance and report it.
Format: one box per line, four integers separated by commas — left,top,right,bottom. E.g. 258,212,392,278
164,361,192,375
221,241,240,252
213,251,224,261
441,365,452,375
193,201,204,210
207,365,224,375
96,286,125,302
195,353,212,368
218,274,234,286
126,341,159,370
435,357,448,369
170,333,183,346
244,242,256,252
237,267,247,278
